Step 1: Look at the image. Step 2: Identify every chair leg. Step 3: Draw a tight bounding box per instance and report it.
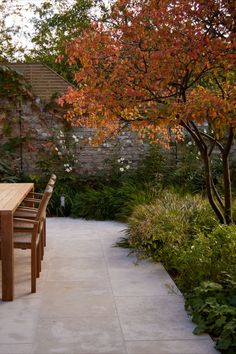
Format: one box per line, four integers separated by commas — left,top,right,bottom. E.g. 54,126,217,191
31,248,37,293
43,220,46,247
41,230,44,260
37,244,41,278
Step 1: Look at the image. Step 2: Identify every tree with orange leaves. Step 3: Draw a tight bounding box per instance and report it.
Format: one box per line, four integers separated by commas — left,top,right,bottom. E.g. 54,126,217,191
59,0,236,224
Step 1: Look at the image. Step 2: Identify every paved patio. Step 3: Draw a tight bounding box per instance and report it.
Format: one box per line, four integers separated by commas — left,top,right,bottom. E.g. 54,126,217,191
0,217,219,354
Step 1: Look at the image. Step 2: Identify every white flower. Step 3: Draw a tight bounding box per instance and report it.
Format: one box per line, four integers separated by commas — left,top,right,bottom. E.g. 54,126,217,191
59,131,64,137
117,159,121,163
187,141,192,146
72,135,79,143
55,147,58,151
126,165,130,169
58,152,62,156
120,167,124,172
65,168,71,172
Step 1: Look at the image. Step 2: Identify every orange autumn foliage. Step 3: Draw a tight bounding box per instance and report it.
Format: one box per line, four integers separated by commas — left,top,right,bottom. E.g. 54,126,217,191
58,0,235,147
58,0,236,224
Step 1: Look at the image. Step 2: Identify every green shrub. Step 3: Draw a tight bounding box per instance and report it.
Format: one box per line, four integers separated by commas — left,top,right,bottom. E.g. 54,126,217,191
123,192,235,353
0,160,20,182
115,183,159,221
71,183,158,221
71,187,121,220
132,144,167,185
161,140,223,194
47,185,75,216
126,196,186,260
71,189,99,220
185,276,236,354
126,191,217,261
174,225,236,291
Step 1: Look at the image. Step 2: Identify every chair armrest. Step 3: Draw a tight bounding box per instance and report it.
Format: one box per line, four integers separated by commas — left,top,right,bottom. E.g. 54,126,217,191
13,218,39,225
23,198,41,203
16,207,38,212
28,192,43,197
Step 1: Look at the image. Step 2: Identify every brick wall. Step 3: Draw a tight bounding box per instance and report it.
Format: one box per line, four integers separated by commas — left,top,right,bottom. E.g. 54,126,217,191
0,97,148,176
1,95,235,178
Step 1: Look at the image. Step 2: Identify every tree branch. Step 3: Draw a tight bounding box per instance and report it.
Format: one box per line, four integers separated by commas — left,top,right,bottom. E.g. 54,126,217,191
200,131,224,152
210,176,224,209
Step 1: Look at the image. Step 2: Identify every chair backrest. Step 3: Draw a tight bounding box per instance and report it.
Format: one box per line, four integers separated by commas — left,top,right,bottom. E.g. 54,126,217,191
35,186,53,233
27,186,53,242
47,174,57,188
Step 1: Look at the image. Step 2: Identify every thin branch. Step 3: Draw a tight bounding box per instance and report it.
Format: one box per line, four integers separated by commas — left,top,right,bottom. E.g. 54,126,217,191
180,120,202,148
213,76,225,99
208,139,217,157
189,121,207,151
210,177,224,208
200,131,224,152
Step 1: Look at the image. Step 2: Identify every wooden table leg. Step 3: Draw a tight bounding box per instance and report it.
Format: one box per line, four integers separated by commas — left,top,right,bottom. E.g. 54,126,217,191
1,213,14,301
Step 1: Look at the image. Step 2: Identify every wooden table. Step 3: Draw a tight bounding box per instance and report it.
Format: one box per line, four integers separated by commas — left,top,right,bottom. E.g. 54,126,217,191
0,183,34,301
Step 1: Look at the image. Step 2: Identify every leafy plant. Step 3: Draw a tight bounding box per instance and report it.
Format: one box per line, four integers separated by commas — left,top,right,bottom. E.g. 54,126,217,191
185,276,236,354
0,65,32,99
28,0,93,82
174,224,236,290
0,160,19,182
126,191,218,261
71,182,159,221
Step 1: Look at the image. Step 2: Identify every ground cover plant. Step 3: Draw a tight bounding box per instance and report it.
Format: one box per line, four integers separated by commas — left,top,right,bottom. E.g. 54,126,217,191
121,191,236,353
185,277,236,354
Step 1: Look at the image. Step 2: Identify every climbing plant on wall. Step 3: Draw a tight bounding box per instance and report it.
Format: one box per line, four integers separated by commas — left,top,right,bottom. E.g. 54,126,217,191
0,65,35,177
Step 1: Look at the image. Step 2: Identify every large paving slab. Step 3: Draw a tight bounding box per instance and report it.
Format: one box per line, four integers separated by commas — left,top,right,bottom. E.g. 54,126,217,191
0,217,219,354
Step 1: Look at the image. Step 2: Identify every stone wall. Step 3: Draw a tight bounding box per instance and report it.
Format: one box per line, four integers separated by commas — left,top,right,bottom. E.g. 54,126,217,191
0,97,148,176
1,95,235,179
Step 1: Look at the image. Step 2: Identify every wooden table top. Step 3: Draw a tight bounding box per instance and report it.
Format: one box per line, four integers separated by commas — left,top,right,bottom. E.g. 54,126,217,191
0,183,34,214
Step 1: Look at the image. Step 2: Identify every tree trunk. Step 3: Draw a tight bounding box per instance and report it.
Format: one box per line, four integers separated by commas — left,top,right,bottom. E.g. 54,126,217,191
180,119,227,224
222,127,234,224
202,150,225,224
222,154,232,224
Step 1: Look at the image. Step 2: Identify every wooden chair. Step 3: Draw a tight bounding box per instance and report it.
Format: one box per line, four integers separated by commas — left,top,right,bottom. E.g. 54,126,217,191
25,174,57,202
18,174,56,209
0,186,53,293
14,174,57,249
